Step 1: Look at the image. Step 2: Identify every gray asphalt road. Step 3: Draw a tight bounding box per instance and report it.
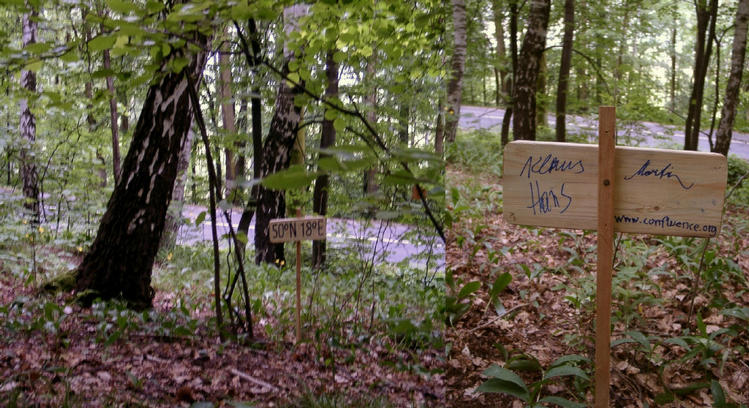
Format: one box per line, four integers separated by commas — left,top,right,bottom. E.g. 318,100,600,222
177,205,445,270
459,105,749,160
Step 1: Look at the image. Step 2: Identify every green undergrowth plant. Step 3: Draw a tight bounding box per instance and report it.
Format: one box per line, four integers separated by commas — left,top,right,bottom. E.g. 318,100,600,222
446,129,503,177
478,350,591,407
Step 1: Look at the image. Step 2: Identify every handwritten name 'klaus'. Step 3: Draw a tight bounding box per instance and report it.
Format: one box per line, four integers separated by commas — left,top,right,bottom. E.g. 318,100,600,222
520,154,585,179
623,159,695,190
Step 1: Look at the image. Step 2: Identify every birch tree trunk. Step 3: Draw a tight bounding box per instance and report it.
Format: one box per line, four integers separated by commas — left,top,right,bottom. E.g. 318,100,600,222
75,28,209,308
714,0,749,156
254,5,308,264
445,0,466,144
512,0,551,141
20,7,40,224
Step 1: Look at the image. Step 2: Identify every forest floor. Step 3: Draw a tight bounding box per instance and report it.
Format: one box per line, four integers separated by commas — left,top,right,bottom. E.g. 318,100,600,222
0,259,445,407
444,165,749,407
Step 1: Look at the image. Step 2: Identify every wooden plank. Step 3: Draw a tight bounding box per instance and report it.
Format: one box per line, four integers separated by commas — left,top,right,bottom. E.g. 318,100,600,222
295,209,302,344
269,217,327,243
503,141,727,237
594,107,615,408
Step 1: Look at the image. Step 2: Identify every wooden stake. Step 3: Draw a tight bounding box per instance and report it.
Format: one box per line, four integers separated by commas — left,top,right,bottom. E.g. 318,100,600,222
595,107,616,407
295,208,302,344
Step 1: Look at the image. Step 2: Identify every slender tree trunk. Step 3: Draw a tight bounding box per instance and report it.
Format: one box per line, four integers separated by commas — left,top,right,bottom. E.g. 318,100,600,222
75,26,209,308
103,49,121,184
556,0,574,142
364,56,378,195
236,18,264,251
500,0,519,146
684,0,718,151
714,0,749,156
435,99,445,155
512,0,551,141
670,9,677,112
492,0,509,107
254,5,308,265
219,26,239,201
19,8,39,224
312,50,338,268
445,0,466,143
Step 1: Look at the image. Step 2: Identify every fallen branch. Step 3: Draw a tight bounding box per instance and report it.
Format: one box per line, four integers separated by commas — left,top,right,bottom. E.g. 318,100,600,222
229,367,280,392
469,303,528,333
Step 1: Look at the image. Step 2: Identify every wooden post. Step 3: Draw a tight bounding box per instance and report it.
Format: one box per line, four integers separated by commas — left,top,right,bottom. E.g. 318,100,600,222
295,208,302,343
595,106,616,407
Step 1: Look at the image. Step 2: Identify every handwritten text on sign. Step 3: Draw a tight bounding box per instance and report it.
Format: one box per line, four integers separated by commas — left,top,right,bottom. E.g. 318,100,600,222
503,141,727,237
269,217,327,243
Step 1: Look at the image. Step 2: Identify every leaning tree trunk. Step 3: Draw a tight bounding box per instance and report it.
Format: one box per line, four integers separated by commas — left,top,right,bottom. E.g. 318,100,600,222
75,32,209,308
104,48,122,184
19,8,40,224
513,0,551,141
219,25,240,201
312,50,339,268
714,0,749,156
445,0,466,144
684,0,718,151
254,5,308,265
555,0,574,142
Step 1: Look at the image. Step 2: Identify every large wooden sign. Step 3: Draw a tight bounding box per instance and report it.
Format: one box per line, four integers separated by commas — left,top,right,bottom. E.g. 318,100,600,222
502,107,728,407
503,141,727,237
269,216,327,243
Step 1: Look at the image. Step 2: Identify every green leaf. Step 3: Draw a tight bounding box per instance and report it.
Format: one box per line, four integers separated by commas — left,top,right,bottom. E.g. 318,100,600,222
333,51,345,64
457,281,480,300
195,211,206,227
550,354,590,368
333,117,345,132
477,378,529,401
711,379,726,406
505,357,542,373
489,272,511,300
107,0,133,14
383,170,417,186
261,165,316,190
89,34,117,52
543,365,590,381
539,396,585,408
479,365,529,401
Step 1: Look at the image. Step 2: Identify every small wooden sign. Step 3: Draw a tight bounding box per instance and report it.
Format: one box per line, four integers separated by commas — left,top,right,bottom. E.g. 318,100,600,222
269,216,327,243
503,141,727,237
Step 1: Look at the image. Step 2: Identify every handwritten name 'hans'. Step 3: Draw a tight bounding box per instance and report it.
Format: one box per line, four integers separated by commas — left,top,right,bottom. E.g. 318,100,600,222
520,154,585,178
623,159,695,190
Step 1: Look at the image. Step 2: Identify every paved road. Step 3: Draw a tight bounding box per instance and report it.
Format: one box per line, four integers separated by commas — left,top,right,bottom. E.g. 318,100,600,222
176,205,445,270
0,187,444,271
459,105,749,160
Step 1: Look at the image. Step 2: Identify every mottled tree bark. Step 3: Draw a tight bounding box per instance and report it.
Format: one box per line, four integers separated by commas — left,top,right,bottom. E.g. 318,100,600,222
684,0,718,151
512,0,551,141
75,28,209,308
312,50,338,268
555,0,574,143
445,0,466,143
19,8,39,224
714,0,749,156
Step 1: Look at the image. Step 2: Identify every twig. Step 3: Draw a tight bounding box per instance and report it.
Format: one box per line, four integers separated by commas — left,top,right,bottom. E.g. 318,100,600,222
469,303,528,333
229,367,280,392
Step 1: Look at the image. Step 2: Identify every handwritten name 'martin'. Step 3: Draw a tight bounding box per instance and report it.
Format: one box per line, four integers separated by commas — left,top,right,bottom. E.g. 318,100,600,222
623,159,694,190
520,154,585,179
